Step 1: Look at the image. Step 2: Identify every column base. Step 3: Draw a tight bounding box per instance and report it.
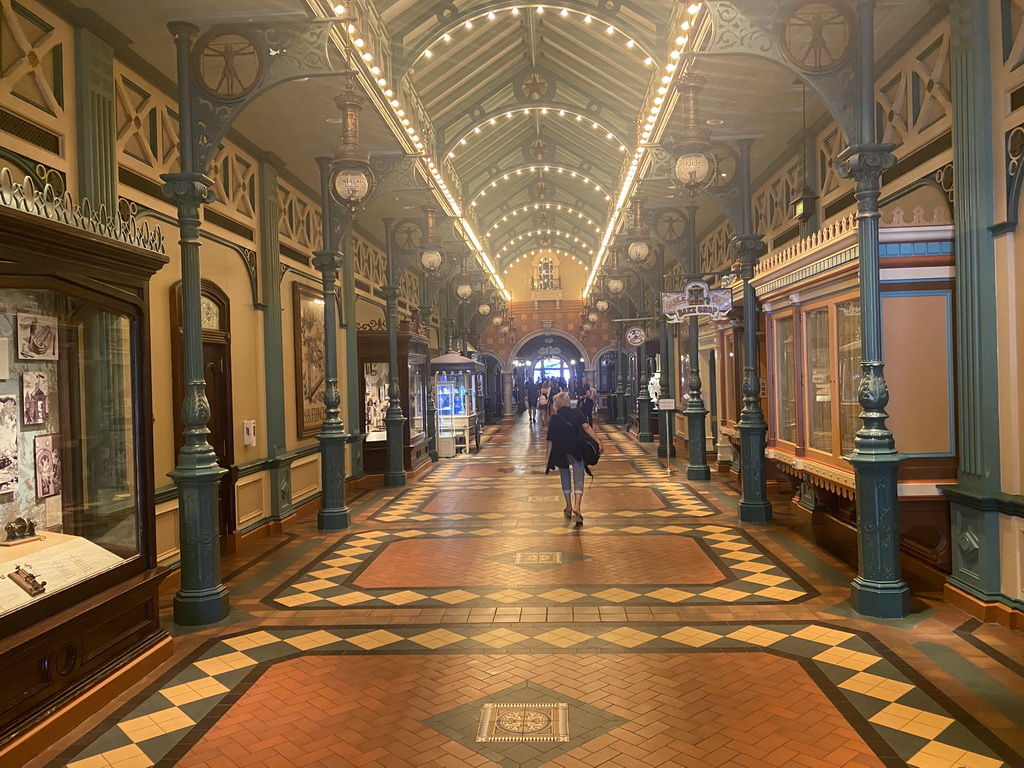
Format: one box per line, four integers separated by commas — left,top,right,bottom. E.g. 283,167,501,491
429,451,439,463
173,585,229,626
318,508,350,531
687,464,711,481
738,500,772,523
384,471,407,488
850,575,911,619
657,445,677,457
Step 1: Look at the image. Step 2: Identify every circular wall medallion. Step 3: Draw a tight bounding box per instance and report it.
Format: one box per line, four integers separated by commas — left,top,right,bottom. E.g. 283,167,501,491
193,28,264,101
625,326,646,347
655,210,685,242
779,1,856,74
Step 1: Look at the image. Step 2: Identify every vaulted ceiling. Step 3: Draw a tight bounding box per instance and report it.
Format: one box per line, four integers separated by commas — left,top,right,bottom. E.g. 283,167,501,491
75,0,937,300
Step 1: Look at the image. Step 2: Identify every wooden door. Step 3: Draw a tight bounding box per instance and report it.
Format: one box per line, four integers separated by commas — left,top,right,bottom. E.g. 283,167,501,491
203,342,235,544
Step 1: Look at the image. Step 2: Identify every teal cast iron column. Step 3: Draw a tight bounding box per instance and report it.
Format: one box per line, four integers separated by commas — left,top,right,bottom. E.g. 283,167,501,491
257,157,294,522
313,157,350,531
837,0,910,618
656,249,675,458
339,207,364,479
637,370,653,442
427,383,439,462
162,22,228,626
734,140,773,523
684,206,710,480
382,219,407,487
615,332,627,426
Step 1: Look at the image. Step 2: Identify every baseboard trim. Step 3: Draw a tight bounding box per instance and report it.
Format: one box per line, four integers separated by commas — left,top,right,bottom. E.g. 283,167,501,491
944,583,1024,631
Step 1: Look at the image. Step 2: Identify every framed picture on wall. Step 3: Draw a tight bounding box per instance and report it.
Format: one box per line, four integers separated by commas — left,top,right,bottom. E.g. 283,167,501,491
293,282,326,439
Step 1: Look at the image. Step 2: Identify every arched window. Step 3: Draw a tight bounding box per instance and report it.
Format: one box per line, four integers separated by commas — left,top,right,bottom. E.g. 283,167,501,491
531,252,561,292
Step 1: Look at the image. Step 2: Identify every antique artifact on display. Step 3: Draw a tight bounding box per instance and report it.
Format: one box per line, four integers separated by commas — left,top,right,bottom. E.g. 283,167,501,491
16,314,58,361
2,516,38,545
6,564,46,597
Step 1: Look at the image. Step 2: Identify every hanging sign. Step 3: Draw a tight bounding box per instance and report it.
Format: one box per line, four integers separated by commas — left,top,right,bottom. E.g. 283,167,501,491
662,282,733,322
624,326,646,347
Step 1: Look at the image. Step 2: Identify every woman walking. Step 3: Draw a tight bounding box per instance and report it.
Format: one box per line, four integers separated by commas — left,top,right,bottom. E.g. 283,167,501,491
538,379,552,425
546,391,602,525
578,383,596,426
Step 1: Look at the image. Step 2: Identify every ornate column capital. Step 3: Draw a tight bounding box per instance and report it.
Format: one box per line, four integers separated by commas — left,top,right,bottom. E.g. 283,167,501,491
160,173,216,217
312,250,342,274
381,285,401,302
836,143,896,204
732,234,765,280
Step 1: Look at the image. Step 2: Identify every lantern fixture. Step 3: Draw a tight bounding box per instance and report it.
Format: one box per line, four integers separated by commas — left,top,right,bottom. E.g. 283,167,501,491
582,321,593,332
500,324,511,335
587,311,599,324
625,195,652,266
670,73,717,192
606,276,625,295
596,298,610,313
491,314,504,327
453,252,474,302
328,75,374,208
419,207,445,273
477,300,492,316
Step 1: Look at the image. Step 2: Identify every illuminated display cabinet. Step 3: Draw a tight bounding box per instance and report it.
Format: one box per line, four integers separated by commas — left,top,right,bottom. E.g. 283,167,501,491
357,327,429,474
431,353,483,456
0,206,169,744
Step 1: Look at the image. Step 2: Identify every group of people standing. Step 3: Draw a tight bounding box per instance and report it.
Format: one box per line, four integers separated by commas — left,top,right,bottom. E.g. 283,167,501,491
524,377,596,427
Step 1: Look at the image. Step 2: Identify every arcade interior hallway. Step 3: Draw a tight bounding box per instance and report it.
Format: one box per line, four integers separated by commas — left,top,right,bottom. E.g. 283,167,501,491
30,419,1024,768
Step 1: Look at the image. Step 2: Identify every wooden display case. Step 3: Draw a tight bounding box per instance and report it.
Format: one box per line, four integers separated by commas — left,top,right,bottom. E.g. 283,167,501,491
357,327,430,475
755,217,957,585
0,200,169,751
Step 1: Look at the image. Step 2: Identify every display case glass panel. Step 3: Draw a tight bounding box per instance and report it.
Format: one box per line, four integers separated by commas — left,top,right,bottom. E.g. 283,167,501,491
775,316,797,443
837,301,862,456
364,362,390,442
0,288,140,617
408,359,425,439
805,307,832,453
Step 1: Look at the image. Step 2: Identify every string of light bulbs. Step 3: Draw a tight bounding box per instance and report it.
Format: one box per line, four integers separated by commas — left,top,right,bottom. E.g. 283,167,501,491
495,229,597,258
485,203,601,237
582,2,704,299
327,1,512,300
448,108,629,159
415,6,661,69
468,164,612,209
501,248,589,274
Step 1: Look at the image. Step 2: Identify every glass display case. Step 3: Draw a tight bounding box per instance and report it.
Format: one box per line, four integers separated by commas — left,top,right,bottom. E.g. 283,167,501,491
0,208,168,750
431,353,484,456
363,362,390,443
357,328,430,474
408,358,425,439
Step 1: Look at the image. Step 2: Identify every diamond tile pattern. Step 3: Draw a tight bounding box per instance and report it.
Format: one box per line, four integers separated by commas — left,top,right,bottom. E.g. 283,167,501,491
48,424,1017,768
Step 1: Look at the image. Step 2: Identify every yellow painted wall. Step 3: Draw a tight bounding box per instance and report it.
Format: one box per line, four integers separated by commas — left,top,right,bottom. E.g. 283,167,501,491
501,251,590,301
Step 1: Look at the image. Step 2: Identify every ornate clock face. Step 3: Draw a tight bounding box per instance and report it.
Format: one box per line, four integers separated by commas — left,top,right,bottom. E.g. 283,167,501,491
675,153,710,186
332,169,369,203
625,326,646,347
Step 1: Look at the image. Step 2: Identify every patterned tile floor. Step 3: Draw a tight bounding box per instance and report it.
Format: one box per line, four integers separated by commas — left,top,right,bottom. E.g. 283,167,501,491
28,417,1024,768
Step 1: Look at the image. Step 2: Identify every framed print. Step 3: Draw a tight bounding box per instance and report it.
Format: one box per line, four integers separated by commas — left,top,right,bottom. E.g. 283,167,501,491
17,314,58,361
0,338,9,379
293,282,326,439
34,433,61,499
22,372,49,426
0,395,17,493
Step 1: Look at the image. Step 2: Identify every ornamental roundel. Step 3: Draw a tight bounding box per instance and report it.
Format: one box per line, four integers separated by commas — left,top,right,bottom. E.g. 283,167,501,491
522,73,549,100
655,210,685,242
533,181,551,200
395,221,423,251
779,0,856,74
192,27,264,101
